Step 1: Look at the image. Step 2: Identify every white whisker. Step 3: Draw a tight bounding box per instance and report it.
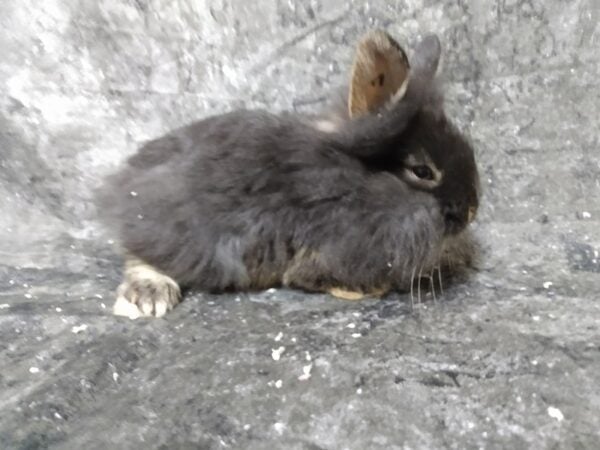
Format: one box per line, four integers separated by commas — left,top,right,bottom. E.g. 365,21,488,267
429,267,437,303
417,266,423,304
410,266,416,310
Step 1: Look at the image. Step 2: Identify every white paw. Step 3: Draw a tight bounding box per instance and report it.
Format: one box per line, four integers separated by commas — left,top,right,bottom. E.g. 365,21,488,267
113,266,181,319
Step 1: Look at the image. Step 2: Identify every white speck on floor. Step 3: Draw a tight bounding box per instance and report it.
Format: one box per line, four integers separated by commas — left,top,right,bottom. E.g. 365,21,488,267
29,367,40,374
543,281,553,289
24,293,32,299
532,315,540,321
275,379,282,389
273,422,286,435
0,304,10,309
55,307,62,312
547,406,564,421
581,211,591,219
298,363,313,381
71,324,88,334
274,331,283,342
351,333,361,338
113,372,119,382
346,323,356,329
271,346,285,361
356,388,363,394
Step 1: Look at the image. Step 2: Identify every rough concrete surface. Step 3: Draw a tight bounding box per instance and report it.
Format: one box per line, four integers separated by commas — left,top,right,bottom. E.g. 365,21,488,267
1,1,599,449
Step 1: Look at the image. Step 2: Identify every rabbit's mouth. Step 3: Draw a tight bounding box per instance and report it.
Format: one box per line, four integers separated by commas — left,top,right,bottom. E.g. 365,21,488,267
439,229,479,273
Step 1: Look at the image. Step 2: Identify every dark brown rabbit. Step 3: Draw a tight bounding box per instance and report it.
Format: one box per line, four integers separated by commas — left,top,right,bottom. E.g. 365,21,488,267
98,31,480,318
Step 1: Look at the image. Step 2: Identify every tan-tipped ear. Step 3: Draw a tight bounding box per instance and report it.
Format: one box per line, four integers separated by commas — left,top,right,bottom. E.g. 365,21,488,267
348,30,410,118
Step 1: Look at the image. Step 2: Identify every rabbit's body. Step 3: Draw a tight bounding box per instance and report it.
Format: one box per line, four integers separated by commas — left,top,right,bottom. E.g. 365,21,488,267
100,33,480,318
102,109,444,295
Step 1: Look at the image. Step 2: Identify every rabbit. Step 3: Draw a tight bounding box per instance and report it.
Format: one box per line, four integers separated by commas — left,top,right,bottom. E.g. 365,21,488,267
98,31,480,319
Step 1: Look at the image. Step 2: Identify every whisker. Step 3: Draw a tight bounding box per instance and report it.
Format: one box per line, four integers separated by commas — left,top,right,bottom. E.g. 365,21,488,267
429,267,437,303
410,266,416,310
437,264,444,296
417,266,423,305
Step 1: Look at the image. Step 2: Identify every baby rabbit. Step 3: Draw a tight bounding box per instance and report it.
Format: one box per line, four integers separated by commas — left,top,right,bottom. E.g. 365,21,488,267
99,32,480,319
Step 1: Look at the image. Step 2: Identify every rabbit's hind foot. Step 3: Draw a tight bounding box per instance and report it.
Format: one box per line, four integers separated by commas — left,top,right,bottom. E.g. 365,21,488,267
113,256,181,319
328,287,387,300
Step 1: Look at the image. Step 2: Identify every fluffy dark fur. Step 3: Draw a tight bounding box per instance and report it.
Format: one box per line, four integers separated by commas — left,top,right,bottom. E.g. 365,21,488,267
99,35,479,297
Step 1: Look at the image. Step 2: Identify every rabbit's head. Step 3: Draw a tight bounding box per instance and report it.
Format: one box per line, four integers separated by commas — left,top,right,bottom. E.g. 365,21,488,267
398,105,479,235
348,30,480,236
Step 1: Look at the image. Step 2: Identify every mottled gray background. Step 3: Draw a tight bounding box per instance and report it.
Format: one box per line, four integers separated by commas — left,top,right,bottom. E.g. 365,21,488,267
1,0,599,449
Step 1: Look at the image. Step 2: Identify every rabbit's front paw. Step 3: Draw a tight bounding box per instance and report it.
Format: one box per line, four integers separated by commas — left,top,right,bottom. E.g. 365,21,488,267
113,260,181,319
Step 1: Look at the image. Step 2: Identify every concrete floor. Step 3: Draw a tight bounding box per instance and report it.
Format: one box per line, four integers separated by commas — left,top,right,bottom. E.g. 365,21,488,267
1,1,599,448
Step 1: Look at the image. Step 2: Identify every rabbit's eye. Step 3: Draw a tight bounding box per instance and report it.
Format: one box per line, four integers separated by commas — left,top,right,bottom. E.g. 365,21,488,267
412,165,434,180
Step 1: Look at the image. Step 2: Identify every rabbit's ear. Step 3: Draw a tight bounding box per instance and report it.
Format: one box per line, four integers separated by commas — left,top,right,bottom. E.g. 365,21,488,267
348,30,410,118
